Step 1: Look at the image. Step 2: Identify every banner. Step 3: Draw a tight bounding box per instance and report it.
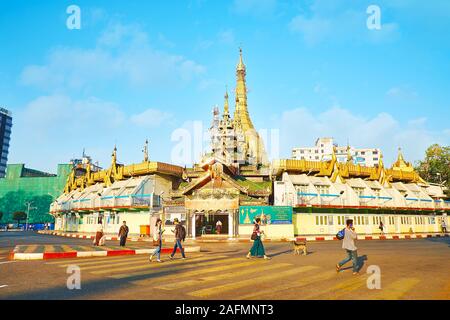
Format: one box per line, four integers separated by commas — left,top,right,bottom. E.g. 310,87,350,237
239,206,292,225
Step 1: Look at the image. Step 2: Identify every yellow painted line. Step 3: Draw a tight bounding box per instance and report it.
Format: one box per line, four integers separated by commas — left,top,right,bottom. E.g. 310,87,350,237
109,256,240,279
91,255,227,275
189,265,319,298
56,255,152,268
328,275,369,300
370,278,420,300
139,260,264,287
133,258,253,285
24,245,38,253
153,262,292,290
238,268,333,300
44,245,55,252
60,245,74,252
73,253,207,270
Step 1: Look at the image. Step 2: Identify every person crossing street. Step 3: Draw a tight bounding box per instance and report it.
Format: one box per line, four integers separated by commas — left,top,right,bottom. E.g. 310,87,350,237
336,219,359,275
169,218,186,260
118,221,129,247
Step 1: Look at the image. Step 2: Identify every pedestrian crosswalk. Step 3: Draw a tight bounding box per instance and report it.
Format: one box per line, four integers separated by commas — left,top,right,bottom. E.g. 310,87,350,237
44,252,427,299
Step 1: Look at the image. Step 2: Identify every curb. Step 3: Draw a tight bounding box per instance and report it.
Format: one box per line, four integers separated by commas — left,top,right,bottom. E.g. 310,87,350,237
10,246,201,261
37,231,150,242
37,230,449,243
294,233,449,242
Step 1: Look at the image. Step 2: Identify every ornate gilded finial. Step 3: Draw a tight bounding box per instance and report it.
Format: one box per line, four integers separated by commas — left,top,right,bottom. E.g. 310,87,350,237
237,47,246,72
346,145,353,163
142,139,149,162
112,145,117,164
224,86,229,115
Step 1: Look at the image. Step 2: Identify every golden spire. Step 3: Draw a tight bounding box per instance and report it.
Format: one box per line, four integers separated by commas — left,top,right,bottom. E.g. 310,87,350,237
346,145,353,163
234,47,252,129
224,87,229,116
237,47,246,72
392,147,413,171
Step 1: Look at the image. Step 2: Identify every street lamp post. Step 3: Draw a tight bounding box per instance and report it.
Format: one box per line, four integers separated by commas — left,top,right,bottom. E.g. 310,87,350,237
24,201,37,231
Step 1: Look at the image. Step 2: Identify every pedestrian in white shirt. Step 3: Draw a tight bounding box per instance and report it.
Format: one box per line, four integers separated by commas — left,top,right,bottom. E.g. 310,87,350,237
336,219,359,275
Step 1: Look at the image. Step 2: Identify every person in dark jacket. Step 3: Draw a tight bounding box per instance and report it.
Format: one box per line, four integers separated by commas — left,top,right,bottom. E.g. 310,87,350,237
169,218,186,260
118,221,129,247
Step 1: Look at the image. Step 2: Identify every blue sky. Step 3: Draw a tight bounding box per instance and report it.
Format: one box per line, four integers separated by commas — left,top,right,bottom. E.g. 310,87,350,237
1,0,449,173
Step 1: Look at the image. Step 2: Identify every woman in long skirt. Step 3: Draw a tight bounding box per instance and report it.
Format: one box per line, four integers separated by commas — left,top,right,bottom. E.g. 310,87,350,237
149,218,163,263
246,218,271,260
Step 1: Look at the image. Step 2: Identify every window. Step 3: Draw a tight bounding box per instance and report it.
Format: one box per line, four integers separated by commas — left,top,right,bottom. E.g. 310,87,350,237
328,216,334,225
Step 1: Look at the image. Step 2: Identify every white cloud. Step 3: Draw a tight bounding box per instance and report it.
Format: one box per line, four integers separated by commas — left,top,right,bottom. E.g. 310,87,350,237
386,86,418,100
289,2,400,46
218,29,235,44
276,106,449,164
20,23,205,91
231,0,277,16
130,109,173,128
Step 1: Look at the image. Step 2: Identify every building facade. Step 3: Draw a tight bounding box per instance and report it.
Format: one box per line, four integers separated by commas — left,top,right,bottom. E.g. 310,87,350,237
50,50,449,238
0,163,72,225
0,108,12,178
292,137,381,167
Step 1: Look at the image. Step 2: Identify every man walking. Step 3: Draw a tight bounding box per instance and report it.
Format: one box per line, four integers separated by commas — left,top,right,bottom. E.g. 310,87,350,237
441,218,447,234
169,218,186,260
336,219,359,275
118,221,129,247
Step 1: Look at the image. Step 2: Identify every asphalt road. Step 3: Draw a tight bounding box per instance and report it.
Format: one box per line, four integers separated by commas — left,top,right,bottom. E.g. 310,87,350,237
0,232,449,300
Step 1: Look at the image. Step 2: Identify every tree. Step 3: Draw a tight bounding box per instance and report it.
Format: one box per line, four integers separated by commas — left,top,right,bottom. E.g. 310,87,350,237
0,211,3,222
13,211,27,226
415,144,450,194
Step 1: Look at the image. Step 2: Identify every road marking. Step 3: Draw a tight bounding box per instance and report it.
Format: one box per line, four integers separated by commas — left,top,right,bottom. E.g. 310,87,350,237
189,265,319,298
56,255,152,267
60,245,74,253
238,268,334,300
0,261,16,265
153,262,292,290
370,278,420,300
298,274,370,300
134,260,272,286
24,245,38,253
327,275,370,299
91,255,228,275
0,285,8,289
109,257,242,279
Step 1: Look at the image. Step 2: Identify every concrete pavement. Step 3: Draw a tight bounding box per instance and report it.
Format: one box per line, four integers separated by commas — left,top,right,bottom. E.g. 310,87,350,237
0,232,449,300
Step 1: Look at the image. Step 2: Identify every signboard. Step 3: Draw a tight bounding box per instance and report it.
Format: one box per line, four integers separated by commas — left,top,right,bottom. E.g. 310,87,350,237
239,206,292,225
